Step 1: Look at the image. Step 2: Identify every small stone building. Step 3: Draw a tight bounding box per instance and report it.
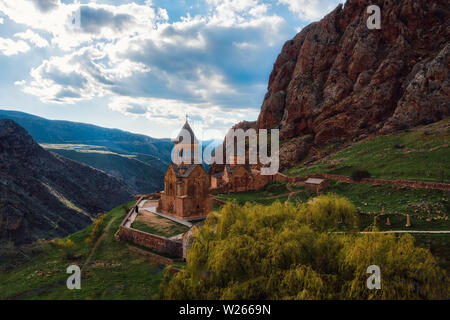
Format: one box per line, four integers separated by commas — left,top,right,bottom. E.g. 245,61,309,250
157,120,213,219
304,178,329,192
211,160,270,193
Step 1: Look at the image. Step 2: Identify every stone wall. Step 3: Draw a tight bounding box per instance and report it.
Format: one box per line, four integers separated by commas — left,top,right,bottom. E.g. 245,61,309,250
118,226,183,258
213,198,227,206
127,245,176,265
272,172,292,182
311,173,450,191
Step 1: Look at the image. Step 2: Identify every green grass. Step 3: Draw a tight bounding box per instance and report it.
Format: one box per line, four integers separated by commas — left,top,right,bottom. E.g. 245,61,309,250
131,214,189,238
0,202,170,300
285,118,450,182
217,181,449,231
292,181,448,215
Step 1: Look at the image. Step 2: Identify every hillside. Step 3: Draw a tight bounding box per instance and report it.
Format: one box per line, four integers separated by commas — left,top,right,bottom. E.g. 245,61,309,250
0,198,448,300
285,118,450,182
0,110,173,163
0,202,168,299
0,119,133,245
237,0,449,169
42,145,165,194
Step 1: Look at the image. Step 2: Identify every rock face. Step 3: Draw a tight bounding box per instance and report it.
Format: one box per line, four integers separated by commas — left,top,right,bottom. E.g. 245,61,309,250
0,119,132,244
279,135,313,170
257,0,449,149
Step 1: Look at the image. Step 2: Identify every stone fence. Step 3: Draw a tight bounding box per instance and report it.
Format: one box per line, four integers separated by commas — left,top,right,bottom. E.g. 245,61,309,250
116,196,184,258
308,173,450,191
213,198,228,206
127,245,176,265
118,225,183,258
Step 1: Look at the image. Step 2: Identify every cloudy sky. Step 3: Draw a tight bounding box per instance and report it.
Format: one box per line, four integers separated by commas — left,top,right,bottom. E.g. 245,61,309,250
0,0,343,139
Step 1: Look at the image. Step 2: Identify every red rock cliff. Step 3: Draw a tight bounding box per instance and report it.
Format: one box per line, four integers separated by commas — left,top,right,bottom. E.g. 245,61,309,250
257,0,449,147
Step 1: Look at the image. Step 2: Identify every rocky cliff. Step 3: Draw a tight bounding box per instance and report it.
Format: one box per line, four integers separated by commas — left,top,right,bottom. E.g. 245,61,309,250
255,0,449,168
0,119,133,244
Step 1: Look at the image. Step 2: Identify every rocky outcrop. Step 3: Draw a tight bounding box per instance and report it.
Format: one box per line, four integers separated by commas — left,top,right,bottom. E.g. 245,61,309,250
279,135,313,170
256,0,449,152
0,119,133,244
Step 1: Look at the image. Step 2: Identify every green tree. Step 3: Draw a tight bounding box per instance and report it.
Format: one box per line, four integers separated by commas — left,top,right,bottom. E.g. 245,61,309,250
160,195,448,300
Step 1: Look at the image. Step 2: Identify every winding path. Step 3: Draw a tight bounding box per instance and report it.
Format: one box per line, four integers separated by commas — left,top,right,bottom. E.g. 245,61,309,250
81,215,119,272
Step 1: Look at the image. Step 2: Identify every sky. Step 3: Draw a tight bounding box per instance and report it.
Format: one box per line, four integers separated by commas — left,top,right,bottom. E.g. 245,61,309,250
0,0,343,140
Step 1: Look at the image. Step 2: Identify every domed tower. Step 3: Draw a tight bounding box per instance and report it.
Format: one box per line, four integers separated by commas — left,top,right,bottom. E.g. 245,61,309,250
157,118,213,219
173,119,199,165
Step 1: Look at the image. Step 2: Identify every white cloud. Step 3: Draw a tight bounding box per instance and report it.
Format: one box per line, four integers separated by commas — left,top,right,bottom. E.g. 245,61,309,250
0,1,166,50
0,17,3,24
278,0,343,21
108,95,259,139
23,46,150,104
15,29,49,48
0,37,30,55
3,0,289,131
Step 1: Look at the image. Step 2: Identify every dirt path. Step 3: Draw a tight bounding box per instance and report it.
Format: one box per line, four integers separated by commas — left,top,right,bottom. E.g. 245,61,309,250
358,230,450,234
5,215,119,300
81,215,118,272
284,183,302,203
285,191,301,203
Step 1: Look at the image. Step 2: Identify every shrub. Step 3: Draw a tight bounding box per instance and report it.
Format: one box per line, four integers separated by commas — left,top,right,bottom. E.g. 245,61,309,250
160,197,448,300
351,169,371,181
85,213,107,246
52,238,78,259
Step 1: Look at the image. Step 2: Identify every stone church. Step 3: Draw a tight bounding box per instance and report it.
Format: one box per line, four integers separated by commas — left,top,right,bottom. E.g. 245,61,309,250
157,120,213,219
210,157,270,192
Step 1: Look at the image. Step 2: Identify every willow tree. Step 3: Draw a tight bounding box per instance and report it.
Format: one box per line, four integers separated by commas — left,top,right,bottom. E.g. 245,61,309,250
160,195,448,300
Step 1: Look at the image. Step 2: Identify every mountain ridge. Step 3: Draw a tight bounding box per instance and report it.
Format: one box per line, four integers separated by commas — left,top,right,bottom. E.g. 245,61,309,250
236,0,449,169
0,109,173,162
0,119,133,244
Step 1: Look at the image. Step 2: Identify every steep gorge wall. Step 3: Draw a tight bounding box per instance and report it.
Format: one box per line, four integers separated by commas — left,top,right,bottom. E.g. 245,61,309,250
254,0,449,168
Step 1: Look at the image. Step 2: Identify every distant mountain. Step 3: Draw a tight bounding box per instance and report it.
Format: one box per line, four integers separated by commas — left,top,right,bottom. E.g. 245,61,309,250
0,119,133,245
44,146,165,194
0,110,173,163
0,109,173,194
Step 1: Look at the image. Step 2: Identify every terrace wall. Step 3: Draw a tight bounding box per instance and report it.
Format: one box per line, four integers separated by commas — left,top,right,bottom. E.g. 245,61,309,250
119,225,183,258
310,173,450,191
116,196,184,258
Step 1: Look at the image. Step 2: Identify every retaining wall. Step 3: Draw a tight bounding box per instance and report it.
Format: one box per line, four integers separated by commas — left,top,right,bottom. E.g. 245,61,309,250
119,226,183,258
127,245,176,265
315,173,450,191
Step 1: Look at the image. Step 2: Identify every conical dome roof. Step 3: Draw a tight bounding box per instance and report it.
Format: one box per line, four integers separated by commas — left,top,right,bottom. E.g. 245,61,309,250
175,120,198,145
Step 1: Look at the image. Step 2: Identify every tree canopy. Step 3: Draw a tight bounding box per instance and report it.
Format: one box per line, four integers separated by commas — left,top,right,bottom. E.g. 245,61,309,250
161,195,448,299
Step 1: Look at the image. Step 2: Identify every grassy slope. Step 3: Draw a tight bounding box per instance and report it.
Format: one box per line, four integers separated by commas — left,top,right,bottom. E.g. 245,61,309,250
285,118,450,182
217,181,449,230
215,181,450,270
0,203,168,300
214,121,450,271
